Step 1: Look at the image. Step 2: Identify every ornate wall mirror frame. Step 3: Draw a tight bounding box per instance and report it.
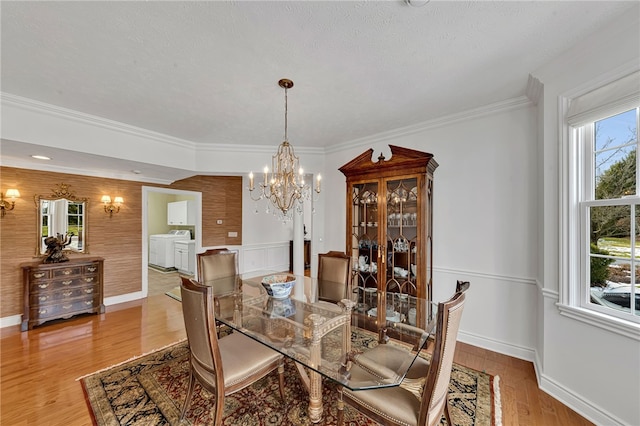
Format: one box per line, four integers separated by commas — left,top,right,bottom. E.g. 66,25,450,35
35,183,89,256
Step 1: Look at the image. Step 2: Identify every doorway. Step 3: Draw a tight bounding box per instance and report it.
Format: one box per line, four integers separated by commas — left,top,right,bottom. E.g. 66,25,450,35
142,186,202,298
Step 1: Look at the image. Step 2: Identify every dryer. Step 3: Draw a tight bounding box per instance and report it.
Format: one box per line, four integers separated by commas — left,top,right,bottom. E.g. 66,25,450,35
149,230,191,268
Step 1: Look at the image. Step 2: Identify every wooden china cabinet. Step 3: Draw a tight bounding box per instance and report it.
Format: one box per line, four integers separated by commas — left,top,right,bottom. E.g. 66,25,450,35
339,145,438,335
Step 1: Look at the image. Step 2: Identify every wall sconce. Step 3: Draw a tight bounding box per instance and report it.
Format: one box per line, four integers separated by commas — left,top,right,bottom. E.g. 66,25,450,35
101,195,123,217
0,189,20,218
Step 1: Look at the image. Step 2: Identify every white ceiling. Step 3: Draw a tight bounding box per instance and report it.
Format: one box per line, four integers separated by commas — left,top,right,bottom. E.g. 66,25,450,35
0,1,636,179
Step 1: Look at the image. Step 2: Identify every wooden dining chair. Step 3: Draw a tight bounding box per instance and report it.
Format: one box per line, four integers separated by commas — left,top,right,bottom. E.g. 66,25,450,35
179,277,285,425
337,288,467,426
317,251,352,305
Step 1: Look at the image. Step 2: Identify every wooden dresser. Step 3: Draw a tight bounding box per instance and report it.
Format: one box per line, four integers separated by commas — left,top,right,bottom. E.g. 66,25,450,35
21,257,105,331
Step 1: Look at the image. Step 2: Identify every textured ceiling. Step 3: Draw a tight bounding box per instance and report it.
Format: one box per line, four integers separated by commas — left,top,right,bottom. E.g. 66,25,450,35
0,1,636,175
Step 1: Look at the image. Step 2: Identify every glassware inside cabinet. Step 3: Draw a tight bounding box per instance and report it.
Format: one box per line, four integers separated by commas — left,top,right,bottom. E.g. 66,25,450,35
350,182,379,313
385,177,417,295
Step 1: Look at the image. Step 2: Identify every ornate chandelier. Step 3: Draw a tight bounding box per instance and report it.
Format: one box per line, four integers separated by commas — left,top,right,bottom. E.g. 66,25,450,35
248,79,321,221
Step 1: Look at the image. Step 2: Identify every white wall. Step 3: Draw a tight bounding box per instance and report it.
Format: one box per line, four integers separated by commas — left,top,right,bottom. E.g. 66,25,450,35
532,5,640,425
324,102,539,361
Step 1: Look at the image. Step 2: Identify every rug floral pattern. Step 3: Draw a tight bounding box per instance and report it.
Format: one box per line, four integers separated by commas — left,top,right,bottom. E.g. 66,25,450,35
81,336,495,425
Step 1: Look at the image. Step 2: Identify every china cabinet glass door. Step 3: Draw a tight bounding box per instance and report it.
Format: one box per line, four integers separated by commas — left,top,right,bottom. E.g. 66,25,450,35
350,181,380,315
383,177,419,324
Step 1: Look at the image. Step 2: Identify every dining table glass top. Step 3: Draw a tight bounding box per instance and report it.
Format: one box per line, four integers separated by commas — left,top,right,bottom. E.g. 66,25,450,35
211,273,437,391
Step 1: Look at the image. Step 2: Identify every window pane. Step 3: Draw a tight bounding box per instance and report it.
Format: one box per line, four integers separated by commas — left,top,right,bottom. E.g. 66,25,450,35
590,205,631,253
590,260,631,315
594,109,637,200
589,204,639,316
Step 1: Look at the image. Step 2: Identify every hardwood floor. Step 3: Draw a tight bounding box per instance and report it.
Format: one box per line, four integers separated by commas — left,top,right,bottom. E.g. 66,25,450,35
147,267,198,297
0,294,593,425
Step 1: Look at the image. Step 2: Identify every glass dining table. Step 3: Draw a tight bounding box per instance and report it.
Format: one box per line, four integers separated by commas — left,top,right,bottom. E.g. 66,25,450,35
212,273,437,423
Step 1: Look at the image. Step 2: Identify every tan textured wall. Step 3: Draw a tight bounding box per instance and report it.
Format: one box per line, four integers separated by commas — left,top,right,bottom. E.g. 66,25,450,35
0,167,242,318
171,175,243,247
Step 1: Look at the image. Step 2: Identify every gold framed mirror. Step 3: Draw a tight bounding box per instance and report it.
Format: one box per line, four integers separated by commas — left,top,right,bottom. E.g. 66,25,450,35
35,183,89,256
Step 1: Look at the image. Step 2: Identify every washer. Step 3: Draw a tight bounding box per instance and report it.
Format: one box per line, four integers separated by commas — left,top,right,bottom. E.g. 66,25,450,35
149,230,191,268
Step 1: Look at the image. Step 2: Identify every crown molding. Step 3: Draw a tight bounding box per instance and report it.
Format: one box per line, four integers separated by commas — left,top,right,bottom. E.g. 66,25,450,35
2,92,327,157
1,92,198,150
195,142,325,156
325,95,532,154
0,159,178,185
526,74,543,105
3,91,531,159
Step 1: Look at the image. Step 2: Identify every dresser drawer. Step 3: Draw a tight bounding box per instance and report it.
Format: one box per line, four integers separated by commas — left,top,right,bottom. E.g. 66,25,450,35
83,263,101,275
30,275,100,293
51,265,83,278
30,295,100,320
29,269,52,281
30,284,100,305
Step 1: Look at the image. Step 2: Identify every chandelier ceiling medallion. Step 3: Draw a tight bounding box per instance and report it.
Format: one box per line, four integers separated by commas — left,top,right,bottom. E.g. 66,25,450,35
248,79,321,221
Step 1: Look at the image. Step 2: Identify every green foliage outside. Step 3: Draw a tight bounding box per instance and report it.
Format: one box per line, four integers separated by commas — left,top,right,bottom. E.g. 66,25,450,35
590,243,613,286
591,149,635,244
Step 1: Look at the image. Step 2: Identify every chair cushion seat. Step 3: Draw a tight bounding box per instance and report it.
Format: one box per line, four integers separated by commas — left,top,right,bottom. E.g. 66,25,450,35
342,345,432,425
343,373,420,426
353,344,430,380
192,332,281,391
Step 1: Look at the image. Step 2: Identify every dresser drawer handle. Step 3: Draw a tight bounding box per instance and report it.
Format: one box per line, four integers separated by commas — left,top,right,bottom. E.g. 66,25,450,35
84,277,94,283
63,304,72,310
85,301,93,306
88,266,97,272
62,280,72,285
39,296,48,302
38,283,49,289
34,272,46,278
63,291,73,297
62,270,72,275
84,288,93,294
39,309,47,315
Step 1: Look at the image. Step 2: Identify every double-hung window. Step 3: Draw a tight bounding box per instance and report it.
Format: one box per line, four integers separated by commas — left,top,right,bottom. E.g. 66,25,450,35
564,71,640,327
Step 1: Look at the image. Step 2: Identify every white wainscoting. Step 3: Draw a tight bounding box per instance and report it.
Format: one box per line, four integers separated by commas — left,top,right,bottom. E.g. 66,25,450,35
432,266,538,362
241,241,290,276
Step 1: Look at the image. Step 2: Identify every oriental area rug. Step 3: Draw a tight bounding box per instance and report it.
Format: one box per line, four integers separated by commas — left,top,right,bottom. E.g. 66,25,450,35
80,338,501,426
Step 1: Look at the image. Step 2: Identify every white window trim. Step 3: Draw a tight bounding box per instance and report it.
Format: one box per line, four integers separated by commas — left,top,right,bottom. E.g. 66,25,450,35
558,68,640,341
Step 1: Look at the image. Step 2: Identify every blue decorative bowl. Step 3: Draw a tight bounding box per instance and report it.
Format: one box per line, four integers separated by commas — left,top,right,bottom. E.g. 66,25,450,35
261,274,296,299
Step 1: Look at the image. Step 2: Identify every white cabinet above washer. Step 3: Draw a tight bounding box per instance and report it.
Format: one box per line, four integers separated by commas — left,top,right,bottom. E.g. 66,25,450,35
168,200,196,225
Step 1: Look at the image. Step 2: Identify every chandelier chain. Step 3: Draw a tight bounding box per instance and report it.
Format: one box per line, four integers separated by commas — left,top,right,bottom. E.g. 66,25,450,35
284,85,288,142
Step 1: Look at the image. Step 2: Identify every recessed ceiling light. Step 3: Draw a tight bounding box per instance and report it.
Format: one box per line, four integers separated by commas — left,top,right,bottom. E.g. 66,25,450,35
31,155,51,160
132,170,142,174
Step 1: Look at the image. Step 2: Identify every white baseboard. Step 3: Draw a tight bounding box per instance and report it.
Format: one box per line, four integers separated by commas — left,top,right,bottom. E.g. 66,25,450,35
104,291,143,306
539,373,626,426
0,293,144,329
459,330,627,426
458,330,536,362
0,314,22,328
